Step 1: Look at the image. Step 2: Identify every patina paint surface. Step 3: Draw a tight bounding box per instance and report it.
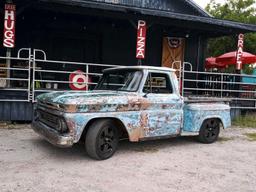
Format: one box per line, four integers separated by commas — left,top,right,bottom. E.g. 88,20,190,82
38,91,151,113
35,68,231,145
183,103,231,132
64,102,183,142
37,90,183,142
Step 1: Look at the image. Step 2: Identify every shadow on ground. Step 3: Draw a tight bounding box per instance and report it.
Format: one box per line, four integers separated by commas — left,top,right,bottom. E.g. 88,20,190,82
30,135,199,161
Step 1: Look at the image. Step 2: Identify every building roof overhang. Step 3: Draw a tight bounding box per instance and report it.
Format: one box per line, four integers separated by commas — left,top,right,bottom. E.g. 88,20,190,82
41,0,256,35
6,0,255,37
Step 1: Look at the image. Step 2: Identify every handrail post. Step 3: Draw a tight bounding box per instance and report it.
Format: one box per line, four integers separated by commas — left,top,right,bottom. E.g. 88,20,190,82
34,49,47,61
32,50,36,103
17,48,31,59
221,73,223,98
86,64,89,89
27,48,32,102
182,62,185,96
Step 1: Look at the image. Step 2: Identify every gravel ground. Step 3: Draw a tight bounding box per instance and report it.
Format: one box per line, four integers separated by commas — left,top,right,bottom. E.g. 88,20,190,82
0,126,256,192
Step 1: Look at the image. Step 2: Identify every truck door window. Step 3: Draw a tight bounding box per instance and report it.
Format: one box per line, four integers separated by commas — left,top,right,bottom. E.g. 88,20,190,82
143,73,173,94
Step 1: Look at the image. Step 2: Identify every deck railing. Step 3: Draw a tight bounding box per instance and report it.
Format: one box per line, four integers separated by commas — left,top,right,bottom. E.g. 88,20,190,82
32,49,125,102
0,48,255,110
0,48,32,102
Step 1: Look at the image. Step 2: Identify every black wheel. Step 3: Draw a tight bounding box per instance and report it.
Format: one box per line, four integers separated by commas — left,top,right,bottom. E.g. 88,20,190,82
198,119,220,144
85,119,119,160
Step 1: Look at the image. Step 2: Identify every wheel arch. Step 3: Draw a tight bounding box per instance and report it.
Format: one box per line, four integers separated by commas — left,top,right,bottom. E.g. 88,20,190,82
198,117,222,144
200,117,223,129
79,117,129,142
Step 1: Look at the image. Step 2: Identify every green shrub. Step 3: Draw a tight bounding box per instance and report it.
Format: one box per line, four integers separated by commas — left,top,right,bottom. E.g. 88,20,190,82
233,114,256,128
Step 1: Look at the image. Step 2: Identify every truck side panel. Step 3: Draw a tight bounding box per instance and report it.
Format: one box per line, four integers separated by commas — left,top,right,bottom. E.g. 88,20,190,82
64,108,182,143
183,103,231,132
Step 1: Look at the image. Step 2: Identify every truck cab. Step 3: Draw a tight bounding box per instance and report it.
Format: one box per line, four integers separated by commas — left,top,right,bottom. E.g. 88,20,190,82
32,66,231,160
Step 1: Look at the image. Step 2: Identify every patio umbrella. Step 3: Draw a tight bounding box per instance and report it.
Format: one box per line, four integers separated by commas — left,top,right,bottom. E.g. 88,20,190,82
205,57,226,69
215,51,256,65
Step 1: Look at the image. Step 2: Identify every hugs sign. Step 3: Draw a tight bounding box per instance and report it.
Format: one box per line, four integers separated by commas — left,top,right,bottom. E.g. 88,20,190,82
3,4,16,48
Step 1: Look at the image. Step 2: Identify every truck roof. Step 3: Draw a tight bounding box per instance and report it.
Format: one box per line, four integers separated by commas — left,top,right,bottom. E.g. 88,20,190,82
104,66,176,73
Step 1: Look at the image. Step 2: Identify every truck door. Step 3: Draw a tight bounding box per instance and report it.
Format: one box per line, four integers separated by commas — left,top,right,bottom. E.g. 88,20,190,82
142,72,183,138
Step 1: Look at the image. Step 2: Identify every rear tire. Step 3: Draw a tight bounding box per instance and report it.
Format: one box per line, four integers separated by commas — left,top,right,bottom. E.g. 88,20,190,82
198,119,220,144
85,119,119,160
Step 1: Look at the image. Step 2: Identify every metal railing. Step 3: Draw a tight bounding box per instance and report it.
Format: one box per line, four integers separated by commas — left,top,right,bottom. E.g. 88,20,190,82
0,48,32,102
171,60,256,110
182,70,256,110
0,49,255,110
32,49,125,102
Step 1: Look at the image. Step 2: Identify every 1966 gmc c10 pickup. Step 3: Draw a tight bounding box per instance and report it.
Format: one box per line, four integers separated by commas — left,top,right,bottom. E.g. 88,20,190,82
32,66,231,160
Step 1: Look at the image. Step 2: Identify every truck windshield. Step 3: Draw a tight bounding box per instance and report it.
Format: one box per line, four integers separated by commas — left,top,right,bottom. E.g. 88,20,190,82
95,69,143,92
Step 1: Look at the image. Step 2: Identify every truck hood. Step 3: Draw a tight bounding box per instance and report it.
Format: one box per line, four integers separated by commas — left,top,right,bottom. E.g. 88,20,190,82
37,90,149,113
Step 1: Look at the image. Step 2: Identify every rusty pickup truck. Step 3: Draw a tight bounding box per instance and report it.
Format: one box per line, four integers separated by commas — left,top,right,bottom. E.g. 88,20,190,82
32,66,231,160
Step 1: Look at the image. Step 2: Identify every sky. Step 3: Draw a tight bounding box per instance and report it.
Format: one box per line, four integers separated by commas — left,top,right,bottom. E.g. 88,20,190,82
192,0,224,9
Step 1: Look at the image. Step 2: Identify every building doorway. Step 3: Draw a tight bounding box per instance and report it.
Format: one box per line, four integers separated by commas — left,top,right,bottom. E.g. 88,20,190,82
162,37,186,78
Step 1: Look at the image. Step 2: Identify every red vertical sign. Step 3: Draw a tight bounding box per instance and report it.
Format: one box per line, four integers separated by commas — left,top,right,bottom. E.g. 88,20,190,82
236,33,244,70
136,20,147,59
3,4,16,48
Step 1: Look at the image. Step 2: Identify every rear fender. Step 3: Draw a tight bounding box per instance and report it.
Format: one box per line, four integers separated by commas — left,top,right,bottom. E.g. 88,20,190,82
183,109,231,132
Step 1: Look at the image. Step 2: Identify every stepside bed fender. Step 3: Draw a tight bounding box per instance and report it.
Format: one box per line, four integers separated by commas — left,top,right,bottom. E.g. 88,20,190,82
183,104,231,132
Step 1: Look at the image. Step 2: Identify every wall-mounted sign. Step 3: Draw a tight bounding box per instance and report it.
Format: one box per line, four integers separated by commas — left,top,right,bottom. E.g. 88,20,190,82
136,20,147,59
168,38,182,49
69,70,90,91
236,33,244,70
3,4,16,48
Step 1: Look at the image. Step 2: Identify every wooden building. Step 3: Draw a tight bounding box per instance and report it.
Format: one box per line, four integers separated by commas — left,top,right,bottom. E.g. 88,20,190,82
0,0,256,121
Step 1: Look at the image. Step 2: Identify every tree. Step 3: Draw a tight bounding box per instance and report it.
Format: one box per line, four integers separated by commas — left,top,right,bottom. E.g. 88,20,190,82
205,0,256,57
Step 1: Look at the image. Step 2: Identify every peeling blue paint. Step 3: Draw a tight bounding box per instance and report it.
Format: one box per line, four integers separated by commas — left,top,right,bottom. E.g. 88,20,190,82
183,103,231,132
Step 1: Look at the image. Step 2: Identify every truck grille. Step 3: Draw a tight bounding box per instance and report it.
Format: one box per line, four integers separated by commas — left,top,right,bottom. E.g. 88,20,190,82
38,110,59,129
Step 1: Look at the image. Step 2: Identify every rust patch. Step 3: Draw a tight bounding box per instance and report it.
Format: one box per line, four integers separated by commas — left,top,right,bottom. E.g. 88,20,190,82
138,98,151,110
140,112,149,127
116,104,131,112
65,105,78,113
126,113,149,142
88,104,102,112
127,97,152,111
65,118,76,135
129,128,142,142
128,112,150,141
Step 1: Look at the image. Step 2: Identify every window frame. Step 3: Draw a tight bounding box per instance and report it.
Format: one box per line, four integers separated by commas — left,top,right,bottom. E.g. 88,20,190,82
142,71,174,94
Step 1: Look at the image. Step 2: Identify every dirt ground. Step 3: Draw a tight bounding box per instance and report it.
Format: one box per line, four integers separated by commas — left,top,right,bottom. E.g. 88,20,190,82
0,126,256,192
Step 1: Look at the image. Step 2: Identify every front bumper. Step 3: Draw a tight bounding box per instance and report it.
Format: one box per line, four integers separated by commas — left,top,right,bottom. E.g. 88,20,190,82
32,120,74,148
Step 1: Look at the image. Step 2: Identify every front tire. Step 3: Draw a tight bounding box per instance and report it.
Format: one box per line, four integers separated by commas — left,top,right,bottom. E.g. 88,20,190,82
85,119,119,160
198,119,220,144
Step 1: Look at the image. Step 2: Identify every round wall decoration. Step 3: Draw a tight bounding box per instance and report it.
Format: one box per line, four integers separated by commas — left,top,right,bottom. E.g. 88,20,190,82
69,70,90,91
